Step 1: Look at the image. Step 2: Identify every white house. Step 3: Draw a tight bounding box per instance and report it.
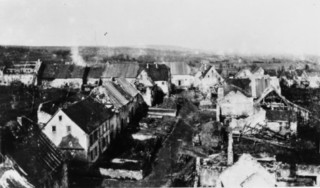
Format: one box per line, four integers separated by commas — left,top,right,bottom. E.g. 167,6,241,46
216,87,254,121
306,71,320,88
163,62,194,89
42,97,117,163
0,59,42,86
194,64,224,94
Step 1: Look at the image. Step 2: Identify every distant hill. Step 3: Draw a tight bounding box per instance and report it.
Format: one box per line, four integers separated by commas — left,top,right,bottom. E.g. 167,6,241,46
0,45,319,70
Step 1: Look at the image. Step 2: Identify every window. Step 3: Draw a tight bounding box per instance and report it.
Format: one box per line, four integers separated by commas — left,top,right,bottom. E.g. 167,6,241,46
94,147,98,157
59,115,62,121
178,80,182,86
52,126,56,132
162,81,165,85
90,151,94,160
67,126,71,133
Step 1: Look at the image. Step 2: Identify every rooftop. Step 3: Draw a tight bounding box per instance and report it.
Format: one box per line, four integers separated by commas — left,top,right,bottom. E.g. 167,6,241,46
6,117,64,185
41,64,86,79
163,62,191,75
62,97,114,134
87,62,140,78
141,63,170,81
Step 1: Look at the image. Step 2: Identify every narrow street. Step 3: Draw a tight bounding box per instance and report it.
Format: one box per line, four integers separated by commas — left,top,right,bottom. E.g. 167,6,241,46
100,116,195,187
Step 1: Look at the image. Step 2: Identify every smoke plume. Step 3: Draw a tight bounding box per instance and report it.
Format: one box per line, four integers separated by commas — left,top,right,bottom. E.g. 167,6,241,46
71,46,86,66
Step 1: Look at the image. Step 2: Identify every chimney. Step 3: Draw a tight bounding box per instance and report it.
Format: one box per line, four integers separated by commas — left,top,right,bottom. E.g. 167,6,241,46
147,63,149,69
204,63,207,70
227,126,234,165
155,63,158,69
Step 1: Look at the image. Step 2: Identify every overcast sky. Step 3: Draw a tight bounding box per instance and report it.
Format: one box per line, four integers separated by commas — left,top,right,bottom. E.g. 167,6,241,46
0,0,319,55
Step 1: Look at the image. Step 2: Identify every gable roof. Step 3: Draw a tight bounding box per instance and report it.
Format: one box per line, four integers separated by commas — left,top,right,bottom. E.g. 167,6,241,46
88,62,140,79
164,62,191,75
116,78,139,97
61,97,114,134
201,65,213,77
41,64,85,79
255,86,310,113
141,63,170,81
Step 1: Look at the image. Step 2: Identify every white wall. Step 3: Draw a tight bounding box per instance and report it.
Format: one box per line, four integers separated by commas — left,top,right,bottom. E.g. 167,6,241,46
155,81,169,95
43,110,89,152
1,74,35,86
44,78,83,89
218,91,254,117
172,75,194,88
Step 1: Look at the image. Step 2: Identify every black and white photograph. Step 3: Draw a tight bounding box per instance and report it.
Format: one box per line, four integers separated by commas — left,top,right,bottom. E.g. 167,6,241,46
0,0,319,187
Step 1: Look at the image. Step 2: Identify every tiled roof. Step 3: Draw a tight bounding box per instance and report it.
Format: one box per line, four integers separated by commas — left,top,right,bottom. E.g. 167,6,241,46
62,97,113,134
266,110,297,122
104,81,130,108
7,117,64,185
164,62,190,75
88,62,140,78
116,78,139,97
140,63,170,81
41,64,85,79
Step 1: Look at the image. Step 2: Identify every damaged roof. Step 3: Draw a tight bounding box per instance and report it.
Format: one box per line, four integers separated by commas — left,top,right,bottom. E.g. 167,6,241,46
41,64,86,79
7,117,64,185
140,63,170,81
103,81,130,108
116,78,139,97
266,110,297,122
62,97,114,134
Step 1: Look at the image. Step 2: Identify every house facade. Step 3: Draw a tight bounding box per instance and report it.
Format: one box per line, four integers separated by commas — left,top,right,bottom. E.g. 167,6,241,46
42,97,116,162
164,62,194,89
194,64,224,94
0,59,42,86
216,88,254,121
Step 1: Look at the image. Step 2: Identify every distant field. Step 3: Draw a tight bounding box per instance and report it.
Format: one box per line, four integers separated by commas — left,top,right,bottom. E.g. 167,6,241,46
0,45,319,70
